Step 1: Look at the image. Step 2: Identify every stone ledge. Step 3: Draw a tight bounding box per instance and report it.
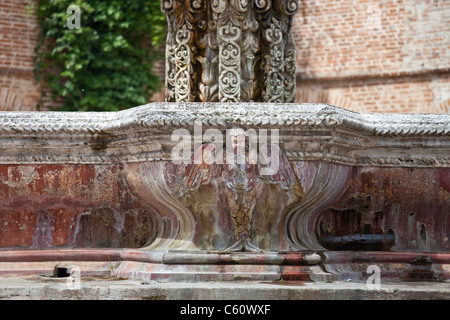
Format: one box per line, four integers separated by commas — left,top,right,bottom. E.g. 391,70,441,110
0,277,448,300
0,250,448,283
0,103,449,167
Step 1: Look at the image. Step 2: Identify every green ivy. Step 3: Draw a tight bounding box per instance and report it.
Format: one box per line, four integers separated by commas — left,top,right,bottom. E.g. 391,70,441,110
35,0,166,111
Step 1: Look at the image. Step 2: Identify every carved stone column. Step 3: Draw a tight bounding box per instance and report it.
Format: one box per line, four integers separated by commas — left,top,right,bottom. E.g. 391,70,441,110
160,0,299,103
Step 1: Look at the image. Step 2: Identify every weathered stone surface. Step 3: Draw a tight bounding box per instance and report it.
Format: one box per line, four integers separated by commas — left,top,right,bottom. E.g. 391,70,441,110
0,164,155,249
0,103,448,281
0,103,449,167
74,207,157,249
125,159,352,252
317,167,450,251
1,276,450,300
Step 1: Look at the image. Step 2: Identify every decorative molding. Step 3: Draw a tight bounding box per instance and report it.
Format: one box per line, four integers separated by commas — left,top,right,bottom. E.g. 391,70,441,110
286,162,352,250
125,162,197,250
170,143,303,252
0,103,449,167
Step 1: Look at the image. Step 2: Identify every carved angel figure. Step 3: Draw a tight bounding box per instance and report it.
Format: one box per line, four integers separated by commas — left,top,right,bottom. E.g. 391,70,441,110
175,128,299,252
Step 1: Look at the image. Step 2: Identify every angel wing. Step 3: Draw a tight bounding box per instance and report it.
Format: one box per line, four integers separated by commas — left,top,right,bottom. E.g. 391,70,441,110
180,143,222,195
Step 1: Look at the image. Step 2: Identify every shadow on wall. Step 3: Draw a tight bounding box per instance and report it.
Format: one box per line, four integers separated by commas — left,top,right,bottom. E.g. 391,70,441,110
295,87,354,111
0,89,23,111
440,99,450,113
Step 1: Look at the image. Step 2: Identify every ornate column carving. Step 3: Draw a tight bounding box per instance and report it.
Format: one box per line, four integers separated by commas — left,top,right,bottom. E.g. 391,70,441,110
161,0,205,102
160,0,299,103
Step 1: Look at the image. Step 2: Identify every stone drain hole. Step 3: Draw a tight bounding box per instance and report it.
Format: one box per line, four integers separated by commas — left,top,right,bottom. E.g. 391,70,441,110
53,266,70,278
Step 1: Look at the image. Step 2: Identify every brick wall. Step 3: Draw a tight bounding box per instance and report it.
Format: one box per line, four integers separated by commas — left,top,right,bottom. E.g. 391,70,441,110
0,0,42,111
293,0,450,113
0,0,449,113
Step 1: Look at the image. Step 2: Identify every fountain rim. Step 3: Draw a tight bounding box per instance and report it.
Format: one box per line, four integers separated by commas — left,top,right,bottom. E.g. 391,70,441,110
0,102,448,135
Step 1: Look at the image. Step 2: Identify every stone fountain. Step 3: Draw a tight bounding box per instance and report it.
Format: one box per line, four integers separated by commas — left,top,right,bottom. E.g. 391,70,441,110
0,0,449,283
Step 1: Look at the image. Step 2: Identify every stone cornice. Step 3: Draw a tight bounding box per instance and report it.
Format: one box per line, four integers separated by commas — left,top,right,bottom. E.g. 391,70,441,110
0,103,449,167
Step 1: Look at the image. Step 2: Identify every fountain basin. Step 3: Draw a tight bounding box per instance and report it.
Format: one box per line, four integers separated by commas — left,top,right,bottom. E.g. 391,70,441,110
0,103,449,281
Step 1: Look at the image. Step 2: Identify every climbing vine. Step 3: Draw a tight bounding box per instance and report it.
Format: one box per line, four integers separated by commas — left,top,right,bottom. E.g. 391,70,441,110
35,0,166,111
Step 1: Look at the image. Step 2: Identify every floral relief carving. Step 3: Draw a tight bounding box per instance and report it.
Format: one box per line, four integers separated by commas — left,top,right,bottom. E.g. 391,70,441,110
160,0,299,103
